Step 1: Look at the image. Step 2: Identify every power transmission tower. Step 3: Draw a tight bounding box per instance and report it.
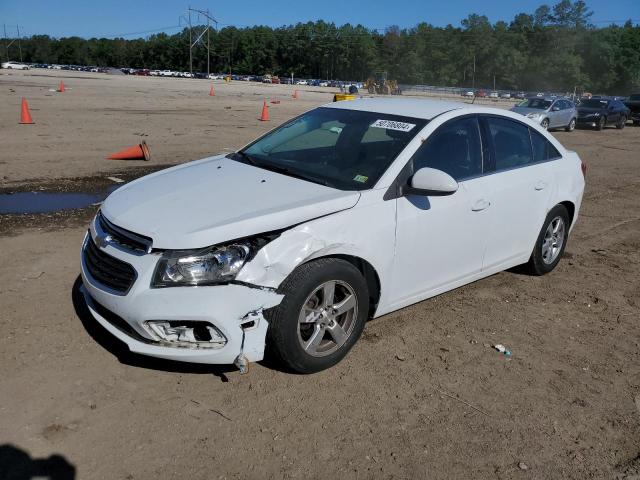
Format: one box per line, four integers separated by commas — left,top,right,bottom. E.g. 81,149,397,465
185,7,218,76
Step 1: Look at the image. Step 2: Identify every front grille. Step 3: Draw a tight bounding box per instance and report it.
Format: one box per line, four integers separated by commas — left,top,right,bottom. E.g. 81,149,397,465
84,237,137,294
97,212,152,254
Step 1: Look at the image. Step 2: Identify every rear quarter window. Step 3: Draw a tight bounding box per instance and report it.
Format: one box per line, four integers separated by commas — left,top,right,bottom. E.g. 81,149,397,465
530,130,561,162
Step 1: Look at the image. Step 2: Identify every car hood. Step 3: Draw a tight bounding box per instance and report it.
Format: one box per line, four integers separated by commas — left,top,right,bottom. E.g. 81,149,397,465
511,107,548,115
101,155,361,250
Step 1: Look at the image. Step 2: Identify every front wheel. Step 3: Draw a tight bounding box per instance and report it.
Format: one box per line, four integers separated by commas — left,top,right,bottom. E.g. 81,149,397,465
596,116,606,130
565,118,576,132
616,116,626,129
265,258,369,373
541,118,550,129
527,205,570,276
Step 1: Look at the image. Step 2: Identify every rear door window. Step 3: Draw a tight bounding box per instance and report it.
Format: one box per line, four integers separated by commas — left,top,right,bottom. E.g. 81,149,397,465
530,129,561,162
485,117,533,171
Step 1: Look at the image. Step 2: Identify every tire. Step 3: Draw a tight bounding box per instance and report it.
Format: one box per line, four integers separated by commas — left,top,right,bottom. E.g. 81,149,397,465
541,118,549,129
265,258,369,374
565,118,576,132
616,116,626,129
527,204,570,276
596,116,606,130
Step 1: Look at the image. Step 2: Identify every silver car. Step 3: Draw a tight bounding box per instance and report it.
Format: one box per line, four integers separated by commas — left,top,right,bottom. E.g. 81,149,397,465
511,97,577,131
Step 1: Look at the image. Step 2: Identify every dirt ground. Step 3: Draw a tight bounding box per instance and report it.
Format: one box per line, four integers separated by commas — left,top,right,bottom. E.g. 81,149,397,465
1,69,639,479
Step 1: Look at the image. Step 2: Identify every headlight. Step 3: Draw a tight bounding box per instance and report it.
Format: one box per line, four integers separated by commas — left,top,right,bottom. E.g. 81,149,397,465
152,243,251,287
526,113,541,118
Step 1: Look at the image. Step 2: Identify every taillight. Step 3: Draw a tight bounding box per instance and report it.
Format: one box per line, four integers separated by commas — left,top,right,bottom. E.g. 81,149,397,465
581,161,587,178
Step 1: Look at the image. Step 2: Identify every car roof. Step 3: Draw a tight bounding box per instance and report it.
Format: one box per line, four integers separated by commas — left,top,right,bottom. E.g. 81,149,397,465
322,97,466,120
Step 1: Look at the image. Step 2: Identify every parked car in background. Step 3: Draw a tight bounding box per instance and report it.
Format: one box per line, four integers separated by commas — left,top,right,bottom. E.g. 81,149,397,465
462,91,474,97
623,93,640,125
515,92,526,99
500,92,511,99
79,98,585,374
475,90,487,97
511,97,577,131
1,61,29,70
576,98,630,130
489,91,499,99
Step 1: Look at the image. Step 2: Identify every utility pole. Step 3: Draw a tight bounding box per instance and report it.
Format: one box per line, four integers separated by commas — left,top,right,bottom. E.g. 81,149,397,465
188,6,192,75
493,74,496,92
3,24,8,62
16,24,22,63
472,54,476,90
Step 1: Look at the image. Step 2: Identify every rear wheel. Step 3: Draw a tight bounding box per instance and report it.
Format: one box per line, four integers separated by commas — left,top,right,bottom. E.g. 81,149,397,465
527,205,570,276
541,118,550,130
565,118,576,132
616,116,626,129
596,116,606,130
265,258,369,373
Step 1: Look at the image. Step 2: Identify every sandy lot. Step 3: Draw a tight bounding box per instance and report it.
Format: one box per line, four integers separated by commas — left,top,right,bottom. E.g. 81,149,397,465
1,70,639,479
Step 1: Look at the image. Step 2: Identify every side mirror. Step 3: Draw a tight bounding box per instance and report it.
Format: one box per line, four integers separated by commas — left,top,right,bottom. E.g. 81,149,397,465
403,167,458,196
551,106,560,111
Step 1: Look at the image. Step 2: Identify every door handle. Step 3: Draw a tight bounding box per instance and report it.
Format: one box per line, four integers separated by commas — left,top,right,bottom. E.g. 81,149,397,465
471,199,491,211
534,181,548,191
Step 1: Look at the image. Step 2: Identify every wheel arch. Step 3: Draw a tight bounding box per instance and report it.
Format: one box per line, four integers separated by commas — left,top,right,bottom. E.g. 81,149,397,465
558,200,576,227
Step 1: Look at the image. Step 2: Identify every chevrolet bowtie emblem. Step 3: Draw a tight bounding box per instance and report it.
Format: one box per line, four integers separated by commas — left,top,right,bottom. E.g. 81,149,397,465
95,233,112,248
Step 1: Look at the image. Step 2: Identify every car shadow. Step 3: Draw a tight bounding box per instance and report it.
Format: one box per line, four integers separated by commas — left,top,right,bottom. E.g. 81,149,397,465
71,276,238,381
0,444,75,480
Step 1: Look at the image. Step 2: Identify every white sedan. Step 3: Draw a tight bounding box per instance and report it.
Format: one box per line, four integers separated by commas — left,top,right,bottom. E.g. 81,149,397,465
80,98,585,374
1,61,29,70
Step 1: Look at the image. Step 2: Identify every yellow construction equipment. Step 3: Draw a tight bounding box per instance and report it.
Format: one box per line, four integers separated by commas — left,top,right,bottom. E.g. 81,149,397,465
365,72,400,95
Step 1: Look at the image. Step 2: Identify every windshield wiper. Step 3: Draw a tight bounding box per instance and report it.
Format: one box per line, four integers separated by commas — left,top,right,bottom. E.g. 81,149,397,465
253,161,331,187
230,150,259,166
230,151,331,187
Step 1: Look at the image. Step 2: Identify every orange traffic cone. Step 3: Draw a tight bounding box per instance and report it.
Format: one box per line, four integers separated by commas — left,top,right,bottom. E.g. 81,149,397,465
58,81,65,93
293,90,299,99
19,97,34,124
107,141,150,161
259,101,269,121
209,84,215,96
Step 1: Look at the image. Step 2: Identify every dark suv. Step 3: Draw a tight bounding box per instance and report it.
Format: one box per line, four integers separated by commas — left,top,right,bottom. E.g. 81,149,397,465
577,98,630,130
624,94,640,125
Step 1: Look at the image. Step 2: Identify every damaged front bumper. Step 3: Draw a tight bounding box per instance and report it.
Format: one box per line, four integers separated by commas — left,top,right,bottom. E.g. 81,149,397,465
80,233,283,366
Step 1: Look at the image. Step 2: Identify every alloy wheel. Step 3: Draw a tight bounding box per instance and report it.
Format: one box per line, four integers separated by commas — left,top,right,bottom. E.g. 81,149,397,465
297,280,358,357
541,216,566,265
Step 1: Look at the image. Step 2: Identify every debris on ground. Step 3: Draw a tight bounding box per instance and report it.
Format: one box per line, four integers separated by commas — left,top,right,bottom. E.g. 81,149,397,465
494,344,512,357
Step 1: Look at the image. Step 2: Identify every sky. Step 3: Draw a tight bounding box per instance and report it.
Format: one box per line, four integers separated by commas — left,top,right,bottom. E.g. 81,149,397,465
0,0,638,39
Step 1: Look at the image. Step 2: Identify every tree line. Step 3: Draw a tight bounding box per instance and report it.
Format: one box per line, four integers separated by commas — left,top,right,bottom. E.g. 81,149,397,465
4,0,640,94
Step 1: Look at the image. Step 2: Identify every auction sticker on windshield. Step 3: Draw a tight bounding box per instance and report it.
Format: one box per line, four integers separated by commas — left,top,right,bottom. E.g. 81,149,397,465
370,119,416,132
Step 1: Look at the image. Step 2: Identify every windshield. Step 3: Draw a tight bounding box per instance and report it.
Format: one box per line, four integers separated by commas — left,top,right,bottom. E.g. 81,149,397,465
235,107,427,190
519,99,552,109
580,99,608,108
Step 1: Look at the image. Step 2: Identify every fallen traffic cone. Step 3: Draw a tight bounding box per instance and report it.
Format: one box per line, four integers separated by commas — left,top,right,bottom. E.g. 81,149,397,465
107,141,150,161
19,97,34,124
209,84,215,96
259,101,269,121
58,81,65,93
293,90,299,99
